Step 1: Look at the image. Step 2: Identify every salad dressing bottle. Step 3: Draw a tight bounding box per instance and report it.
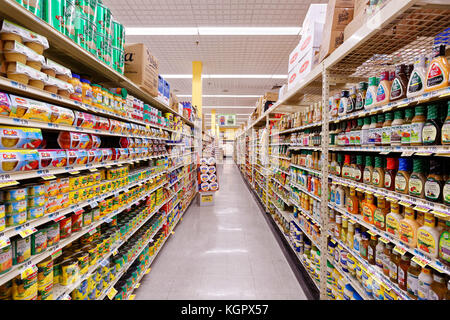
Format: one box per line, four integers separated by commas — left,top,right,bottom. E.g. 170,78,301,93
425,44,449,92
425,159,444,202
390,64,408,101
417,212,441,258
442,101,450,145
371,156,384,188
407,55,427,98
422,104,442,145
401,108,414,145
355,82,368,112
363,155,374,185
409,158,427,199
386,201,403,238
362,193,377,225
374,196,390,231
399,207,419,248
375,71,391,106
395,158,412,194
364,77,379,110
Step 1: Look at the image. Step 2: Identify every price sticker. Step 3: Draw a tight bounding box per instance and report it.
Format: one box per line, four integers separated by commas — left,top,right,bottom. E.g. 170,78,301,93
116,164,123,167
401,151,415,157
367,230,377,237
107,287,118,300
105,165,112,169
385,197,397,203
128,294,136,300
69,171,80,175
53,214,66,222
412,256,428,268
41,175,56,180
135,283,140,289
74,208,84,215
61,294,72,300
0,237,11,249
88,168,98,172
112,249,118,256
145,268,151,275
21,265,37,279
431,210,449,219
0,180,19,188
89,227,97,235
414,206,430,213
0,174,14,182
379,237,390,244
415,152,433,156
393,245,407,256
439,92,450,98
19,227,37,238
399,201,412,207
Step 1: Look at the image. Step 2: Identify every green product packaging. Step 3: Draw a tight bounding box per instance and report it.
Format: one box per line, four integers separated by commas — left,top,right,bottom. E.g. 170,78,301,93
43,0,64,32
112,46,124,73
86,19,97,54
25,0,42,18
63,0,77,40
75,12,89,49
95,3,106,34
112,20,124,48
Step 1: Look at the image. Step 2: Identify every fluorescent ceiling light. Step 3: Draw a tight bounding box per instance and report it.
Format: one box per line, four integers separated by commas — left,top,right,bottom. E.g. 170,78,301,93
203,106,254,109
126,27,301,36
162,74,287,79
178,94,261,98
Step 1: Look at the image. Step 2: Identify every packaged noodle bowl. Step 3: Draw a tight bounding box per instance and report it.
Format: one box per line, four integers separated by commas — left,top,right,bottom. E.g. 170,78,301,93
12,269,38,300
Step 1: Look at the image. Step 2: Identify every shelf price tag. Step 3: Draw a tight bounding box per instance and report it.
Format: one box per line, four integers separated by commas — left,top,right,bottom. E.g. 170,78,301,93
431,210,449,219
401,151,415,157
379,237,390,244
88,168,98,172
107,287,118,300
90,201,98,209
19,227,37,238
145,268,151,275
112,249,118,256
412,256,428,268
128,294,136,300
69,171,80,175
135,283,140,289
41,174,57,180
414,206,430,213
393,245,407,256
51,248,62,260
399,201,412,207
105,165,112,169
0,180,19,188
0,237,11,249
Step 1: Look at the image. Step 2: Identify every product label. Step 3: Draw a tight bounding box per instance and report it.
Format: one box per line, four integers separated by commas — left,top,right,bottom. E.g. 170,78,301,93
444,182,450,205
417,228,437,256
354,130,362,145
424,178,441,201
336,166,341,177
422,124,437,144
439,231,450,264
374,128,382,145
407,273,419,296
390,125,403,144
376,85,386,103
389,260,398,281
395,174,408,192
442,123,450,144
375,251,384,268
368,246,374,261
409,175,424,197
428,290,440,300
362,203,374,224
363,168,372,184
398,268,406,288
390,78,403,99
386,215,400,237
353,238,359,252
427,62,444,88
399,221,415,246
354,168,362,181
342,167,351,179
360,245,367,258
330,189,335,203
384,174,392,188
335,191,342,206
361,128,369,145
372,171,381,186
408,71,423,93
410,122,425,144
365,90,374,108
401,124,411,144
0,250,12,264
418,280,430,300
374,209,386,229
347,199,356,213
381,127,391,145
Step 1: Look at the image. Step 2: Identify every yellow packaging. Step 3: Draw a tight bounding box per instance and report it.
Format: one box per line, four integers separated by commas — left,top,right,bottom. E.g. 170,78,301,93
0,281,12,300
37,282,53,300
0,206,5,232
69,175,81,190
12,270,38,300
37,257,53,287
61,259,79,286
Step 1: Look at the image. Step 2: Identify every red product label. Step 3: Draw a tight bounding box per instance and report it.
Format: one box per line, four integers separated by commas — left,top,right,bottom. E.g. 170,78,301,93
290,52,298,65
301,36,311,51
289,73,297,84
299,60,310,74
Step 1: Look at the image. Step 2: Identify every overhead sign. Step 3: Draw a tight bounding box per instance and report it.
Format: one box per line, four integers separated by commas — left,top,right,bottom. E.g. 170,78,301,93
217,114,236,126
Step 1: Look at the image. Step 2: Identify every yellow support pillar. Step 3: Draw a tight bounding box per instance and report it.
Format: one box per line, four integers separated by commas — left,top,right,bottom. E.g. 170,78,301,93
192,61,202,118
211,109,216,138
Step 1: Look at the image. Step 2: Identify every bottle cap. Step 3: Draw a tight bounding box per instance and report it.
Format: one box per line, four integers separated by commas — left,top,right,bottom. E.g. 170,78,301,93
377,114,385,122
337,153,344,163
386,157,397,170
350,154,356,164
356,155,363,165
341,90,350,98
374,156,382,168
413,158,424,173
429,159,441,174
379,71,389,81
357,118,364,126
394,110,404,120
81,79,91,84
344,154,351,164
365,155,373,167
395,64,406,75
384,112,393,121
398,157,412,172
433,44,446,58
415,105,425,116
364,117,371,125
358,82,368,90
427,104,438,120
72,73,80,79
368,77,379,86
405,108,414,118
371,115,377,123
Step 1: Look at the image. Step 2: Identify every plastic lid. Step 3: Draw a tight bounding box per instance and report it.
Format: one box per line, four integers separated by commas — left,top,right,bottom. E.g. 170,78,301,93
341,90,350,98
379,71,389,81
344,154,351,164
415,105,425,116
356,155,363,165
72,73,80,79
395,64,406,74
384,112,393,121
374,156,382,168
368,77,378,86
405,108,414,118
81,79,91,84
364,117,371,125
413,158,425,173
365,155,373,167
433,44,446,57
394,110,404,120
386,157,397,170
358,81,368,90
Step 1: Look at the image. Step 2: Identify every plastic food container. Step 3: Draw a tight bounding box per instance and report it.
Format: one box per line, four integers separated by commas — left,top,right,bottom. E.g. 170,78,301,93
0,149,39,172
57,132,91,149
38,149,67,169
6,62,47,89
69,74,82,101
48,105,75,125
1,186,27,201
25,184,45,197
9,94,51,122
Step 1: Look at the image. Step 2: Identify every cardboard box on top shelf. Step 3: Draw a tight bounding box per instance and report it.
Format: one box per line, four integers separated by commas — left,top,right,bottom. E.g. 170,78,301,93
278,84,288,101
302,3,327,31
344,0,369,41
318,0,354,62
124,43,159,97
288,48,319,91
264,91,279,102
288,41,302,73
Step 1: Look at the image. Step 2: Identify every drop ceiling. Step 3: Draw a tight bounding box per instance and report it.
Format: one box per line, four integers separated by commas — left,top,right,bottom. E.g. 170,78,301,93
103,0,328,123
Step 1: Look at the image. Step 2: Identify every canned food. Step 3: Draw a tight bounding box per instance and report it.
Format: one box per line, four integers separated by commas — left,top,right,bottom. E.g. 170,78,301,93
11,236,31,265
27,205,44,220
12,270,37,300
6,207,27,227
2,187,27,201
37,257,53,287
31,229,48,255
4,199,27,215
37,282,53,300
0,245,12,275
25,184,45,197
46,222,60,247
27,194,46,208
59,216,72,239
61,258,79,286
71,213,83,232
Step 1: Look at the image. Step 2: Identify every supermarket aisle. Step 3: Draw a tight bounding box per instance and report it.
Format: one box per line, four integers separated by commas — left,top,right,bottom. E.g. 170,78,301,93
135,162,308,300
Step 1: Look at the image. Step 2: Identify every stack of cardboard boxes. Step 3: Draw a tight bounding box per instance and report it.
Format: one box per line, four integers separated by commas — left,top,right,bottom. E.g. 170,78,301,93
288,4,327,91
252,91,279,120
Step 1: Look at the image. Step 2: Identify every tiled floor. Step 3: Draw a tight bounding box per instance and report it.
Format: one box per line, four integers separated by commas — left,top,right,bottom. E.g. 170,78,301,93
135,160,307,300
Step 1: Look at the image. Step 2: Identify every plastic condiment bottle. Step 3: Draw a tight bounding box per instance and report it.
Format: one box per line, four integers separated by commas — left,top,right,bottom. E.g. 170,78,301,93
417,267,433,300
390,64,408,101
428,271,447,300
336,153,344,177
347,221,355,248
399,207,419,248
335,183,346,209
384,157,397,191
367,115,377,145
389,250,400,284
408,158,426,199
330,152,338,175
355,82,368,112
422,104,442,145
338,90,350,116
342,154,352,180
407,55,427,98
69,73,83,102
442,101,450,145
80,78,93,105
363,155,374,185
425,44,449,93
381,112,393,145
395,157,412,194
364,77,379,110
410,105,426,145
371,156,384,188
360,231,369,260
354,118,363,145
350,155,357,180
354,155,364,183
354,227,361,252
398,254,411,291
386,201,403,238
407,260,421,299
374,114,384,146
375,240,385,268
374,196,390,231
390,110,404,145
401,108,414,145
347,187,359,215
368,234,377,265
361,117,371,145
362,193,377,225
348,86,357,114
438,220,450,267
417,212,441,259
375,71,391,106
383,243,393,276
425,159,444,202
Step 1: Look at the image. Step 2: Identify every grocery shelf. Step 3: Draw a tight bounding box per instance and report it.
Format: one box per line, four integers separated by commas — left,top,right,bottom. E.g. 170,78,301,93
272,122,323,136
269,199,292,222
289,145,321,151
329,145,450,156
290,164,322,176
254,178,267,192
0,154,167,184
0,169,167,240
53,195,169,300
330,175,450,217
270,177,291,192
291,203,321,228
289,181,322,202
273,168,290,176
270,185,290,206
291,218,321,250
329,233,412,300
328,258,373,300
329,203,450,276
0,1,194,127
269,155,291,161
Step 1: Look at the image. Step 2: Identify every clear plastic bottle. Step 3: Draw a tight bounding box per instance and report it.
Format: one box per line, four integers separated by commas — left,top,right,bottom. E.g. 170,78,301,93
364,77,379,110
417,267,433,300
407,55,427,98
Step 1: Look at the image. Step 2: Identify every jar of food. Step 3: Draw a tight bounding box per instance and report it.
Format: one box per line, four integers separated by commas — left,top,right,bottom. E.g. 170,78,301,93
81,79,93,105
69,73,82,102
92,84,103,108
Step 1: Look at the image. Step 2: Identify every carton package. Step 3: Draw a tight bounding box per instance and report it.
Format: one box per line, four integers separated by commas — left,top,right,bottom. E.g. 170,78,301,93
264,91,278,102
343,0,371,41
318,0,354,62
288,42,302,73
157,75,164,100
288,49,319,91
163,80,170,105
302,4,327,31
278,84,288,101
298,22,324,59
124,43,159,97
